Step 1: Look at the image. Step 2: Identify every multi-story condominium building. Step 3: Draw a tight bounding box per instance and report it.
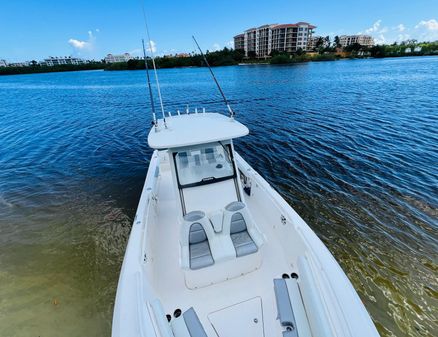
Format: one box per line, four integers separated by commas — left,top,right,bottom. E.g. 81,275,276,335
234,34,245,51
41,56,85,66
104,53,133,63
339,35,374,48
0,59,7,67
234,22,316,58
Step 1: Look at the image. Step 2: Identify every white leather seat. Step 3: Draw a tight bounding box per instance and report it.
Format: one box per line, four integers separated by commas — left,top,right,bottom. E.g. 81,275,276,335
180,211,215,270
222,201,263,257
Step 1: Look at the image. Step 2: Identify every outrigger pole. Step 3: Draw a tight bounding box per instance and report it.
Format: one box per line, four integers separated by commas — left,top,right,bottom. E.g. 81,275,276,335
142,39,158,130
192,36,235,118
141,3,167,128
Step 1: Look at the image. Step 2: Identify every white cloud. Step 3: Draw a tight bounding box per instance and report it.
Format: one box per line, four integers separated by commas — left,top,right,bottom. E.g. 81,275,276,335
415,19,438,31
396,24,405,32
365,20,382,34
68,30,96,53
212,43,221,51
146,40,157,53
226,40,233,48
373,34,386,44
359,19,438,44
414,19,438,41
68,39,88,49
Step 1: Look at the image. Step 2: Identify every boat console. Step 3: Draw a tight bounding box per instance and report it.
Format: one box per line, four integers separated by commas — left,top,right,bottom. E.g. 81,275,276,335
149,113,265,288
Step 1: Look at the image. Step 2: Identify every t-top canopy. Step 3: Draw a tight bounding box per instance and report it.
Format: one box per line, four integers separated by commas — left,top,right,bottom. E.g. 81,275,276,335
148,113,249,149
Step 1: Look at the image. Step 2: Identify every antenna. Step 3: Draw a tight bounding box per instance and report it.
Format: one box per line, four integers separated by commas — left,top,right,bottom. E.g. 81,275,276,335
142,39,157,130
141,2,167,128
192,35,235,118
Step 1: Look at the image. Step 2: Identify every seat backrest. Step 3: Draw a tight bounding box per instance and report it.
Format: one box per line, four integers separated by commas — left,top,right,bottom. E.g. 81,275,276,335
230,212,247,234
223,201,246,234
180,211,215,269
222,201,264,248
189,223,208,244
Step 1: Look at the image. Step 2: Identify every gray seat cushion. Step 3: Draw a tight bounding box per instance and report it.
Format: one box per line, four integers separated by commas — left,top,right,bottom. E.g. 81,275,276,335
183,307,208,337
274,279,296,328
231,231,258,257
189,224,214,270
229,212,258,257
190,242,214,270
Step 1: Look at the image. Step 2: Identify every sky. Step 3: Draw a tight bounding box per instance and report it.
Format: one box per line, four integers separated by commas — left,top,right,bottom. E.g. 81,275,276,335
1,0,437,62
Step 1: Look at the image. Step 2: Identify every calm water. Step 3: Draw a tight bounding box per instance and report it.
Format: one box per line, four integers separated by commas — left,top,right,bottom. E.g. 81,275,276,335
1,57,437,337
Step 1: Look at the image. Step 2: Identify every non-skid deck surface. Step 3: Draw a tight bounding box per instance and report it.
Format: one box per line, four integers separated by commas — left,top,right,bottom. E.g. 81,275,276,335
149,162,293,337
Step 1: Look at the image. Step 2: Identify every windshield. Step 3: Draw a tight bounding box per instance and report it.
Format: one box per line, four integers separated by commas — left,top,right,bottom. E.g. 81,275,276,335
174,143,235,187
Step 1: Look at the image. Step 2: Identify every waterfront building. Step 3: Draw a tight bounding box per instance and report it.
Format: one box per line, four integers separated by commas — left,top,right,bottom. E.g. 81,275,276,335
339,35,374,48
233,34,245,51
175,53,191,58
308,35,330,50
7,61,31,67
234,22,316,58
0,59,7,67
41,56,85,66
104,53,133,63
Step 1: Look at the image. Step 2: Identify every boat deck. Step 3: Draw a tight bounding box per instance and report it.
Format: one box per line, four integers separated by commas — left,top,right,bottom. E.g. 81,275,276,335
148,160,294,337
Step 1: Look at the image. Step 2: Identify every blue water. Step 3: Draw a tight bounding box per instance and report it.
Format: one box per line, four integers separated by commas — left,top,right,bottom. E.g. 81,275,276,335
0,57,437,337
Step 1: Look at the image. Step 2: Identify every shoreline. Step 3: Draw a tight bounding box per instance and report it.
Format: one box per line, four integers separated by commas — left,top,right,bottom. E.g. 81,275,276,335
1,53,437,76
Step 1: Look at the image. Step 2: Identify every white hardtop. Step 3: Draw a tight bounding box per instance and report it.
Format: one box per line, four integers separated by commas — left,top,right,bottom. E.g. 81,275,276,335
148,112,249,149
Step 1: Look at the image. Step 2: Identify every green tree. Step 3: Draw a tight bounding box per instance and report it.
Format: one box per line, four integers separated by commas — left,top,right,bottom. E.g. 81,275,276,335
345,43,362,52
325,36,331,48
316,37,324,49
369,45,386,58
334,36,341,48
247,50,256,58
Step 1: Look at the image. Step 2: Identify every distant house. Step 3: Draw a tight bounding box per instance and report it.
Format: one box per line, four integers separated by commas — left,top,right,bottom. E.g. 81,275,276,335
8,61,31,67
175,53,190,58
414,46,422,52
41,56,85,66
104,53,133,63
0,59,7,67
405,47,412,53
339,35,374,48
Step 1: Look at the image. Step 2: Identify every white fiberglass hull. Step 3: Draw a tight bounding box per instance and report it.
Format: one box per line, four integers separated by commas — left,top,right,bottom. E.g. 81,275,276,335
112,150,379,337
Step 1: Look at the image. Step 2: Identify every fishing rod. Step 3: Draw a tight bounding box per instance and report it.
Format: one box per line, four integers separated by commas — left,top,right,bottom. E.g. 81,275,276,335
141,2,167,128
192,36,235,118
142,39,158,130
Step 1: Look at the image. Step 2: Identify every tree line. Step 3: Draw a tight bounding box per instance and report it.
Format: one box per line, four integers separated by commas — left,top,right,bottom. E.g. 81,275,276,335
1,40,437,75
0,62,105,75
105,48,245,71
